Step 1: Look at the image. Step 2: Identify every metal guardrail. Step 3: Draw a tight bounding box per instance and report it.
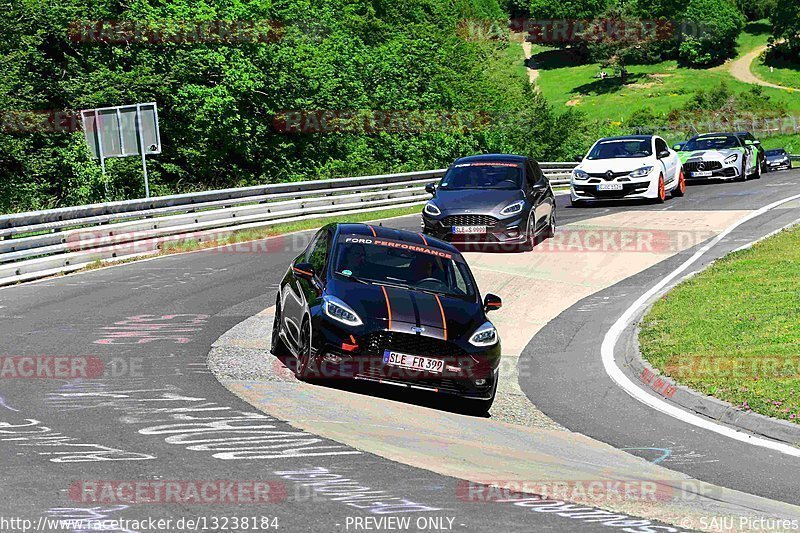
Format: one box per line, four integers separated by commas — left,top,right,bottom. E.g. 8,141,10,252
0,164,576,287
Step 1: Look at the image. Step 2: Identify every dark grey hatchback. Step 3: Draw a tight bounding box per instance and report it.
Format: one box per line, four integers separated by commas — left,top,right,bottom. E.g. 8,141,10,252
421,154,556,250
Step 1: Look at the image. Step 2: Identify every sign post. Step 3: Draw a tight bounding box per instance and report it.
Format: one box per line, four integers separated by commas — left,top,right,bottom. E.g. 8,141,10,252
81,103,161,198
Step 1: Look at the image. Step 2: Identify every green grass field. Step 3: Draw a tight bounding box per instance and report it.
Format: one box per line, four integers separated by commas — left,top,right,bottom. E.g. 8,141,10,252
527,21,800,151
639,226,800,424
741,20,800,90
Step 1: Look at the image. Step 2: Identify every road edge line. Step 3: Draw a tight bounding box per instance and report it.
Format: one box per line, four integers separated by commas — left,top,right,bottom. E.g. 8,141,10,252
601,193,800,457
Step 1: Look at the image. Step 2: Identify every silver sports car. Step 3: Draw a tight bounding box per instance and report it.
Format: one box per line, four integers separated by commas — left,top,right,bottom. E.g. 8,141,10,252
677,133,760,181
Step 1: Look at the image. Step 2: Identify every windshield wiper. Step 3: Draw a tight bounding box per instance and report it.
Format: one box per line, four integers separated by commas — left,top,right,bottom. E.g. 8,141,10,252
336,272,371,285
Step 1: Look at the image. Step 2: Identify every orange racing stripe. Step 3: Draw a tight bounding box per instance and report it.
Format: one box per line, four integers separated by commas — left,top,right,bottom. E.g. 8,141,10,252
381,285,393,330
433,294,447,341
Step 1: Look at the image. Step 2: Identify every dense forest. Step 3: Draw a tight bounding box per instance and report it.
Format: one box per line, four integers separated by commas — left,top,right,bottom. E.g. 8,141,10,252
0,0,596,212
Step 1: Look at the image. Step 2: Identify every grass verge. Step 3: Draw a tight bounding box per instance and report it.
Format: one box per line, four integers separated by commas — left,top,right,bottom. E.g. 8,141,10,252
752,56,800,91
639,225,800,424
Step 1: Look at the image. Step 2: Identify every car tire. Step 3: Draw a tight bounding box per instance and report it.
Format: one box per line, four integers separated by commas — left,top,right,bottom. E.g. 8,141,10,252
544,209,556,239
271,304,290,358
654,174,666,203
736,161,747,182
519,215,535,252
295,319,317,381
751,160,762,179
671,168,686,198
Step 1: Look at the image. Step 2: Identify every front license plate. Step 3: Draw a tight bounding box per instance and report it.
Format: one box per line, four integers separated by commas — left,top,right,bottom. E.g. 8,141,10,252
383,350,444,373
597,183,623,191
692,171,712,177
452,225,486,234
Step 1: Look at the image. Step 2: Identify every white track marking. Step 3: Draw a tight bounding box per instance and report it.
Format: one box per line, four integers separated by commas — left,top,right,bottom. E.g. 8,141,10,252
601,193,800,457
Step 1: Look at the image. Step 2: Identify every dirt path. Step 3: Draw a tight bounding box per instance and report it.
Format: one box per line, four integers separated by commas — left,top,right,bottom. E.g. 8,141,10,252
728,44,794,90
521,40,539,85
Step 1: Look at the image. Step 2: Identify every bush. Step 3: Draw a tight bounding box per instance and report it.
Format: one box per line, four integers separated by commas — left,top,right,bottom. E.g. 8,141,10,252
678,0,745,66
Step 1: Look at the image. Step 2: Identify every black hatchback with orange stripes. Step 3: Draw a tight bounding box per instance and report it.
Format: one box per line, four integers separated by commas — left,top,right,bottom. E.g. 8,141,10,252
272,222,503,414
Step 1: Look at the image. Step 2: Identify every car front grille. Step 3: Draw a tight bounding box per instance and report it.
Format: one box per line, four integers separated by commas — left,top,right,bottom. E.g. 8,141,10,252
354,365,467,395
363,331,464,359
587,171,631,181
684,161,723,172
442,215,498,227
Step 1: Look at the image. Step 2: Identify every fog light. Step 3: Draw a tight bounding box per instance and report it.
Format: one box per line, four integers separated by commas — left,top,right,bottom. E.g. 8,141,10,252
475,378,487,386
323,353,343,364
507,230,519,238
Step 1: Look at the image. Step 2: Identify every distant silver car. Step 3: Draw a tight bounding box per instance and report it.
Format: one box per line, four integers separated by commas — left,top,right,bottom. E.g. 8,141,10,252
765,149,792,172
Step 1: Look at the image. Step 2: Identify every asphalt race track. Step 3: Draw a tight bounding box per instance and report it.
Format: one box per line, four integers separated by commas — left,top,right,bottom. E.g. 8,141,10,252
1,168,799,532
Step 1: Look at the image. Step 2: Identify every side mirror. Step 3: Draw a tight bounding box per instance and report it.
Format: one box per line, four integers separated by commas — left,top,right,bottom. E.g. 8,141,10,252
658,150,671,159
292,262,315,281
483,293,502,312
574,155,584,162
425,183,436,195
673,144,682,151
754,140,761,146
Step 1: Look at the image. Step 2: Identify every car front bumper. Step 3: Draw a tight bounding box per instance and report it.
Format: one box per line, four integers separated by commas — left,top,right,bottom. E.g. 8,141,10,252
767,161,792,171
684,162,739,180
421,213,529,245
311,322,501,400
570,177,655,202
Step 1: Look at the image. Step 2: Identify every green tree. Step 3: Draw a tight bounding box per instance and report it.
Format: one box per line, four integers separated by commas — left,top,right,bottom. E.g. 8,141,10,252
678,0,745,66
769,0,800,55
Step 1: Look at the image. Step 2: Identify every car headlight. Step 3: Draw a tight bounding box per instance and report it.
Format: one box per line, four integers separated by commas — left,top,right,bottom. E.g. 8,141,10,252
572,169,589,180
423,202,441,217
499,200,525,216
725,154,738,165
629,166,654,178
323,296,363,326
469,321,498,347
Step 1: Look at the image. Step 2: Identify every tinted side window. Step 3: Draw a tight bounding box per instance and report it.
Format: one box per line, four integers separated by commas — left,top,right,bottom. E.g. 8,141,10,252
305,230,330,276
527,160,544,185
655,138,668,154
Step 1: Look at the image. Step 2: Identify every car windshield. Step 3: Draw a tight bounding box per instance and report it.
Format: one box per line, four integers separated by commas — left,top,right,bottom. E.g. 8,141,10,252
439,163,523,190
684,136,740,151
586,139,652,159
766,149,786,156
333,235,476,299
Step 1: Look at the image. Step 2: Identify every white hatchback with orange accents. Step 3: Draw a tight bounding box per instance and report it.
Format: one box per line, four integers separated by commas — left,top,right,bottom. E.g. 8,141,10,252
570,135,686,207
